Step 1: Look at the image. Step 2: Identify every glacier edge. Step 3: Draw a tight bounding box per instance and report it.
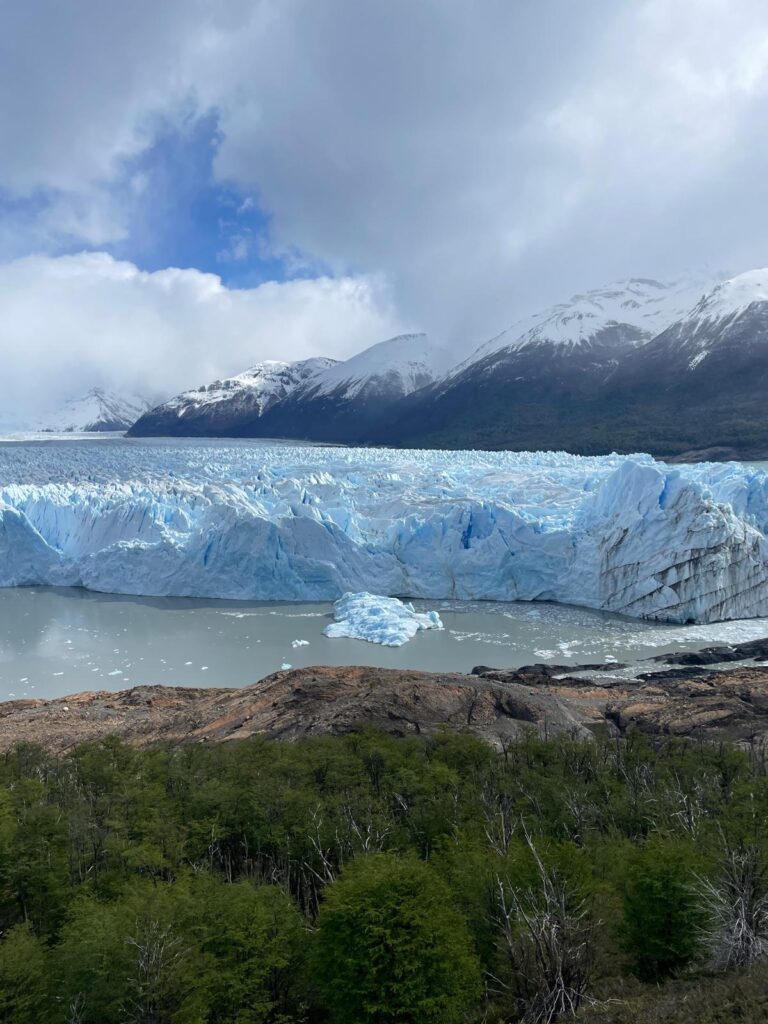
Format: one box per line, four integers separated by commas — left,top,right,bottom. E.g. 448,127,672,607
1,443,767,625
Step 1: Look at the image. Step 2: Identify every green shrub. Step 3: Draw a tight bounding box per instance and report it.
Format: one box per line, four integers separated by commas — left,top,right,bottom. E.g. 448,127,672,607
313,853,482,1023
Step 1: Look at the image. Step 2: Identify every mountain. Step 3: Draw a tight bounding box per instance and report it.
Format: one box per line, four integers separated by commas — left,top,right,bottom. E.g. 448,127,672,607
245,333,449,443
129,269,768,459
36,388,151,433
383,276,719,453
461,276,713,363
593,269,768,458
129,334,449,443
130,358,337,438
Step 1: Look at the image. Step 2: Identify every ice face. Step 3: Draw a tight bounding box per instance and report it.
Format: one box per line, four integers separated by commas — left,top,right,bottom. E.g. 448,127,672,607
0,440,767,624
324,592,445,646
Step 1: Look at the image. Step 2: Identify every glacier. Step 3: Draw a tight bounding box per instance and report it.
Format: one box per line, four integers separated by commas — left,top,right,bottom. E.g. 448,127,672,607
324,592,444,646
1,440,768,624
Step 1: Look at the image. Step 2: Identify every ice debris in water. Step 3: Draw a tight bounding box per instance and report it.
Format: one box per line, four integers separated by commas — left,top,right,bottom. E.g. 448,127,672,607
324,592,444,647
2,441,768,623
291,639,310,648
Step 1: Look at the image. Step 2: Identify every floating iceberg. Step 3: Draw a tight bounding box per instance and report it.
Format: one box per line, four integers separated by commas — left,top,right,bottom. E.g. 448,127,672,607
324,592,444,646
1,440,768,623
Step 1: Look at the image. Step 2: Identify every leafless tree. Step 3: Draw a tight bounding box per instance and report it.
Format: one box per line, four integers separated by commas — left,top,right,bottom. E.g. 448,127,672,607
304,805,340,886
696,844,768,971
480,782,516,856
66,993,86,1024
122,919,187,1024
662,770,710,840
343,802,391,854
492,830,598,1023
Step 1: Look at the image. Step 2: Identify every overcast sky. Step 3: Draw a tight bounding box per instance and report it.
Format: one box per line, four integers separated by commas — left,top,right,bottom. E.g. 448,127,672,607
2,0,768,417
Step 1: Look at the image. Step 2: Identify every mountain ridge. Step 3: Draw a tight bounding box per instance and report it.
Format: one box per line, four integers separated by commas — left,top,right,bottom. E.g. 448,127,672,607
129,268,768,458
130,333,449,443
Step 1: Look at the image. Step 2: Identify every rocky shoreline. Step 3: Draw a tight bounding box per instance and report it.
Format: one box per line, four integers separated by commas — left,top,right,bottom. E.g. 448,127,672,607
1,639,768,752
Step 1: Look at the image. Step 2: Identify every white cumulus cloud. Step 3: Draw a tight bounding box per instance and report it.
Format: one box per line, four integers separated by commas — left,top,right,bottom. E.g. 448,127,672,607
0,253,404,425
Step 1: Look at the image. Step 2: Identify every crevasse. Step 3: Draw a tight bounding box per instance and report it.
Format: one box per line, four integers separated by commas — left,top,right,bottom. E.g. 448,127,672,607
1,441,767,624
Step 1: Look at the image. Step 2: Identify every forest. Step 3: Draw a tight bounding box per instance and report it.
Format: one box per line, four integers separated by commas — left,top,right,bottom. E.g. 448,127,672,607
1,728,768,1023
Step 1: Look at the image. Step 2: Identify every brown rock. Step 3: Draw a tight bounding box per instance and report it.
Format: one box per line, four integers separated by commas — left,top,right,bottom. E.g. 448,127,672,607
2,661,768,753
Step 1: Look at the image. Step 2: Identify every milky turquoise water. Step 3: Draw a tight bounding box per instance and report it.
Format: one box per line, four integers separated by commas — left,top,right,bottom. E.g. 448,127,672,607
2,586,767,700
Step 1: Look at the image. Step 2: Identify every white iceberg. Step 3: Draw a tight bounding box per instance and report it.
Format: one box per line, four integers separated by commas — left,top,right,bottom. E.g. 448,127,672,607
324,592,444,646
0,441,768,623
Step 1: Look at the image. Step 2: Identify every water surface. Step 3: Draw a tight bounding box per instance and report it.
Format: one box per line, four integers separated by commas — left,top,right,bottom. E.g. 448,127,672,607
2,586,767,700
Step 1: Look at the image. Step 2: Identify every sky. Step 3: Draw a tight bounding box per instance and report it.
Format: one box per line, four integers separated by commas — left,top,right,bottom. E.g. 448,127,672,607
2,0,768,420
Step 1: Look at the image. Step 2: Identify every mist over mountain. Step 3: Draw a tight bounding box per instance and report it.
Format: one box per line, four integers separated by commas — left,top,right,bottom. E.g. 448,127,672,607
34,388,153,433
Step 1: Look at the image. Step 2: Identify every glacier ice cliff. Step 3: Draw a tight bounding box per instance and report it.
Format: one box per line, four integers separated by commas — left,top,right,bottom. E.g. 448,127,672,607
1,441,768,624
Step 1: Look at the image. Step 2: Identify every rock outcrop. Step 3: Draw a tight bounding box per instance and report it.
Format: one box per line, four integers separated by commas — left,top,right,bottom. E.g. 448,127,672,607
4,652,768,753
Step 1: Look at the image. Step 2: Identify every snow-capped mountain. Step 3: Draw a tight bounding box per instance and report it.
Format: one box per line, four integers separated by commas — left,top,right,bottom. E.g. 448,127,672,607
130,334,449,442
36,388,151,433
583,268,768,458
384,277,716,450
131,268,768,459
307,333,447,399
451,275,717,372
385,270,768,456
686,269,768,325
133,358,337,437
643,269,768,372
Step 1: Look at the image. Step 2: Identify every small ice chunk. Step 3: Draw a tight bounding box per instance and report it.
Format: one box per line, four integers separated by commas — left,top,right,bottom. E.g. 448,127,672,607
108,669,123,676
324,592,444,647
281,662,292,670
291,639,310,648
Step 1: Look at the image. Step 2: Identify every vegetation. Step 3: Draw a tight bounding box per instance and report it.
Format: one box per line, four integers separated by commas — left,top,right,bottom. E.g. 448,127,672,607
397,393,768,458
1,729,768,1021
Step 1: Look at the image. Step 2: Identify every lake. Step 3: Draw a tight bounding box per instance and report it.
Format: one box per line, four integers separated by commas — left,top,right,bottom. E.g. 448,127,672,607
2,585,768,700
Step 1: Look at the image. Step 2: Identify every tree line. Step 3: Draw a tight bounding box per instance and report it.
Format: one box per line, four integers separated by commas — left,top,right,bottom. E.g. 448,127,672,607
1,728,768,1022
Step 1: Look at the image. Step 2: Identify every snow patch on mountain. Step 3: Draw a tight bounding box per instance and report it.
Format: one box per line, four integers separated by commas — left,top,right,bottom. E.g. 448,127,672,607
0,442,767,624
163,358,337,418
682,269,768,326
306,333,450,399
641,269,768,373
461,275,719,365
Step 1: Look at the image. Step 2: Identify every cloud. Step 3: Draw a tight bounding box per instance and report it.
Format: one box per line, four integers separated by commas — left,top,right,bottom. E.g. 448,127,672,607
203,0,768,340
2,1,768,352
0,252,403,424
